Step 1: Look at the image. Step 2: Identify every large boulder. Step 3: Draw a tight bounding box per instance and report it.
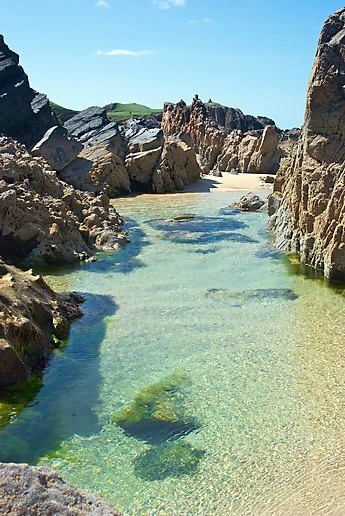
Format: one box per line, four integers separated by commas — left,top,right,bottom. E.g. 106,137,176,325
31,126,83,171
0,137,127,266
0,463,118,514
0,35,56,148
60,143,131,195
0,261,83,387
269,7,345,281
153,139,201,193
63,106,109,144
125,147,163,191
128,128,164,153
85,121,127,159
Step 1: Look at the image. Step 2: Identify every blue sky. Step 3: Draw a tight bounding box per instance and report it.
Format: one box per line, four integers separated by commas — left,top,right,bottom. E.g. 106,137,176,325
2,0,344,128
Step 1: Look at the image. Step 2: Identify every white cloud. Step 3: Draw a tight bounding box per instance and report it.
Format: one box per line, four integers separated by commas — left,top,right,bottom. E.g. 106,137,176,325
96,49,154,56
96,0,109,7
153,0,185,9
188,17,211,25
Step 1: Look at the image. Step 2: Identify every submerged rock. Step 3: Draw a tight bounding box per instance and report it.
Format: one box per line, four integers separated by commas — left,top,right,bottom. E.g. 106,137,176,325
0,260,83,387
133,442,205,481
207,288,299,304
0,463,118,515
230,193,266,212
114,374,199,444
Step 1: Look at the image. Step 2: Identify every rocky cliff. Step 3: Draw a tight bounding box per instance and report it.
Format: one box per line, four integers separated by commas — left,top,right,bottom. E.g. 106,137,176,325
0,138,127,266
0,261,83,387
0,463,118,514
269,8,345,281
162,96,294,174
0,35,56,148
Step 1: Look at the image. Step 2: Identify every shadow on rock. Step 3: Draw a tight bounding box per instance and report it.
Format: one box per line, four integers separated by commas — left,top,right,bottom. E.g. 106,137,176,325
0,293,117,464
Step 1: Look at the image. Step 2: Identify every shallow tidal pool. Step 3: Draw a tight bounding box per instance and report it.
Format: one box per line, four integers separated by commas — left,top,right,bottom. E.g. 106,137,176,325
1,190,345,514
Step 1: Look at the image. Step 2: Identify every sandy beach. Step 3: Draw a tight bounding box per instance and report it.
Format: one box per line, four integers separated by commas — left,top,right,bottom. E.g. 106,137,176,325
183,172,275,193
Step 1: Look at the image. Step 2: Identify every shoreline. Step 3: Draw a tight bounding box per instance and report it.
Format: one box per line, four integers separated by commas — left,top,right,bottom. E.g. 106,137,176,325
114,173,274,204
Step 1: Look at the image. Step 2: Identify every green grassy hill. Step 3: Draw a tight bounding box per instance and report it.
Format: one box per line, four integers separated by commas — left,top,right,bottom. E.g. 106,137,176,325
106,103,162,122
50,102,79,124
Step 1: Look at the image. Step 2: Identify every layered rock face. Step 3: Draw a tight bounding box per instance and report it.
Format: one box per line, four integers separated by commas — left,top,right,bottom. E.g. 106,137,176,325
0,261,83,387
0,463,118,514
0,35,56,148
269,8,345,280
162,96,295,174
0,138,127,266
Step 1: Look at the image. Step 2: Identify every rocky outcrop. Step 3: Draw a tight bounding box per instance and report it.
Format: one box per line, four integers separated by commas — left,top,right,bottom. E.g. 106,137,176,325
217,126,282,174
0,261,83,387
162,96,295,175
60,143,131,195
32,126,83,171
0,35,56,148
153,139,201,193
0,463,118,514
269,8,345,281
0,138,127,266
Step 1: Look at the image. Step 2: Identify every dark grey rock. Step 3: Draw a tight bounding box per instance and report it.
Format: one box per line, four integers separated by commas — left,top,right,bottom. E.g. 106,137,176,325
64,106,109,143
32,126,83,171
231,193,266,212
128,128,164,153
0,35,56,148
86,122,126,159
0,463,119,515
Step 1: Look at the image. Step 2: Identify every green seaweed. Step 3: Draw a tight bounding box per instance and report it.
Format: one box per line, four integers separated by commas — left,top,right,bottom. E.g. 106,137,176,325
0,373,43,429
133,441,205,481
113,373,199,444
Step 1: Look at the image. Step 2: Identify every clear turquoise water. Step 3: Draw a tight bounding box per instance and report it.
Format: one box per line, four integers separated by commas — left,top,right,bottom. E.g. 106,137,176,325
1,191,345,514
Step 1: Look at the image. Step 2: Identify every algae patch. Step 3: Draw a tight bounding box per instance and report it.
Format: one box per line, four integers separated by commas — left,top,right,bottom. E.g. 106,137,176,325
114,373,200,444
134,442,205,481
0,373,43,429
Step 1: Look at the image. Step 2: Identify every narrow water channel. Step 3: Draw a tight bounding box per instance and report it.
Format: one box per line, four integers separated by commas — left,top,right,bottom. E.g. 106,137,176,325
1,190,344,514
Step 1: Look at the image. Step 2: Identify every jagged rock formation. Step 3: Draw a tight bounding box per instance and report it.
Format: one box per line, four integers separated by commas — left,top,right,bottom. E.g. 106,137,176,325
269,8,345,281
0,138,127,266
0,261,83,387
32,126,83,171
217,126,282,174
0,463,118,514
0,35,56,148
162,96,296,174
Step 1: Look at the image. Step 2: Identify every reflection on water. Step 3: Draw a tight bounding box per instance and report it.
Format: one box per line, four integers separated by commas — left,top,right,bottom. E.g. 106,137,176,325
1,191,345,514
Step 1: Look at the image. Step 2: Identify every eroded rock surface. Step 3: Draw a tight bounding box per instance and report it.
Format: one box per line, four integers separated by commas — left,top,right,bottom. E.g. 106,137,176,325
0,138,127,266
0,262,83,387
269,8,345,280
162,96,297,175
0,463,118,515
60,143,131,195
0,35,56,148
